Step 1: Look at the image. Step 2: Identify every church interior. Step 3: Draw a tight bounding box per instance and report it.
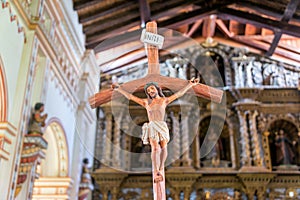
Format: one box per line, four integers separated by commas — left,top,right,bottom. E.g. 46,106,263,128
0,0,299,199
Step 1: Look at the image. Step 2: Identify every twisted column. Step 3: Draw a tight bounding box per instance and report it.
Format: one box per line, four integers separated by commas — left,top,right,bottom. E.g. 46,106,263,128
237,110,251,166
249,110,263,166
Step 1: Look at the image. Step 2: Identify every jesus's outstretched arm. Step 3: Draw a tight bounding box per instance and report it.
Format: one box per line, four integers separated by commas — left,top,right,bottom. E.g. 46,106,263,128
112,84,147,107
166,78,199,104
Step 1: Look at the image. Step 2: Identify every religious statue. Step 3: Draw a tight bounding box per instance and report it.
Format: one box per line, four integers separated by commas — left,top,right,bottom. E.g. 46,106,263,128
275,129,295,165
28,102,48,135
78,158,94,200
205,129,223,167
112,78,199,183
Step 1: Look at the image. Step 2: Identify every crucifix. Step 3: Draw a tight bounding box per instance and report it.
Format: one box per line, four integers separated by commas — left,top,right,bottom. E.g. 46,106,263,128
89,21,223,200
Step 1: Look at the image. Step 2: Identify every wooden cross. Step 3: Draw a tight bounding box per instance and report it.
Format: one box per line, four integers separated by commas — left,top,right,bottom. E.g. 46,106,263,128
89,21,223,200
89,22,223,108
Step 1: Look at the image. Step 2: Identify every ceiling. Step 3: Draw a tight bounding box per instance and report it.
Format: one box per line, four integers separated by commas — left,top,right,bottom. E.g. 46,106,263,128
73,0,300,73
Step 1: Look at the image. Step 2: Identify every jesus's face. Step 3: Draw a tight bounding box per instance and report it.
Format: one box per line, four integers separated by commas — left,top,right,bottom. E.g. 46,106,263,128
146,85,158,98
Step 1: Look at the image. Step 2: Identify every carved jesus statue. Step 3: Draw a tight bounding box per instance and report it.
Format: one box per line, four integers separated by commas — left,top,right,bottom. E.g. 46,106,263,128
112,78,199,183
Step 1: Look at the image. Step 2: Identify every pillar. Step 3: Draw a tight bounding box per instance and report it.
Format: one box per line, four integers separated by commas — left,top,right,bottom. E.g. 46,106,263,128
249,110,263,166
237,110,251,166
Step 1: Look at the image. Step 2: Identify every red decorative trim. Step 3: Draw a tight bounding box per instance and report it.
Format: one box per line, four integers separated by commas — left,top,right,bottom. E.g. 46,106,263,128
0,57,8,121
17,174,27,184
10,14,16,22
1,1,26,43
2,2,9,8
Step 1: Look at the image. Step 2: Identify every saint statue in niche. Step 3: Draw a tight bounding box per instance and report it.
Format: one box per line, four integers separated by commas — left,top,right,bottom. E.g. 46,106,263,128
275,129,295,165
28,102,48,135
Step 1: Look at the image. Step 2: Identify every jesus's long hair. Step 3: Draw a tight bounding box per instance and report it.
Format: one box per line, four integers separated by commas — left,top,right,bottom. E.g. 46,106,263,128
144,82,165,102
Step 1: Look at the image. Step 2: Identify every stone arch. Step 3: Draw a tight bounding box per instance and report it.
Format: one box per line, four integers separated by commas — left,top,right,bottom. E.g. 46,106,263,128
0,56,8,121
33,118,72,199
41,118,69,176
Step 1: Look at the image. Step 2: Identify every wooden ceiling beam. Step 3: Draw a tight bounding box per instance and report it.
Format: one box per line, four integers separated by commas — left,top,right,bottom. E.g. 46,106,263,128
233,37,300,62
202,15,217,38
86,1,208,49
186,19,203,37
160,8,216,28
218,8,300,38
86,21,141,47
73,0,102,11
159,1,233,28
245,24,259,35
265,32,282,57
138,0,151,27
280,0,300,23
89,29,141,52
150,0,195,14
84,13,140,36
100,36,191,73
79,1,135,25
87,1,232,51
233,2,300,22
266,0,300,56
83,0,195,36
216,19,233,37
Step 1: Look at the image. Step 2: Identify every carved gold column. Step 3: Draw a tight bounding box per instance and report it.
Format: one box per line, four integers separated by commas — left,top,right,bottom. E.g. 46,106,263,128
256,187,266,200
261,130,272,169
246,190,255,200
102,191,108,200
170,188,181,200
183,187,193,200
236,110,251,166
249,110,263,166
111,187,119,200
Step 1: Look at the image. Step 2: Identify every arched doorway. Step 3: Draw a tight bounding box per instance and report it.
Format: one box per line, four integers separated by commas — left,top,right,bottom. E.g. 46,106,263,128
32,119,72,200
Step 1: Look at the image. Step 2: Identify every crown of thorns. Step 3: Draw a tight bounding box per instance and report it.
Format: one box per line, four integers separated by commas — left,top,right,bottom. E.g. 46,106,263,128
144,82,159,90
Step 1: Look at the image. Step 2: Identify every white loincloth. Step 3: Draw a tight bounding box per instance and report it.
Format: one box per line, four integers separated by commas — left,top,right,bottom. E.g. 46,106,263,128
141,121,169,145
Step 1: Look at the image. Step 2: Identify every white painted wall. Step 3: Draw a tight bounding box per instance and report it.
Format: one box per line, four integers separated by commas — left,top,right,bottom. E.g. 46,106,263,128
44,77,76,173
0,8,24,122
0,6,27,200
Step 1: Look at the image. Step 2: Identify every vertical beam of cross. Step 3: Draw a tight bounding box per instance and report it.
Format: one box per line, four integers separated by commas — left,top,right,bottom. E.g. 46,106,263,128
145,21,160,74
